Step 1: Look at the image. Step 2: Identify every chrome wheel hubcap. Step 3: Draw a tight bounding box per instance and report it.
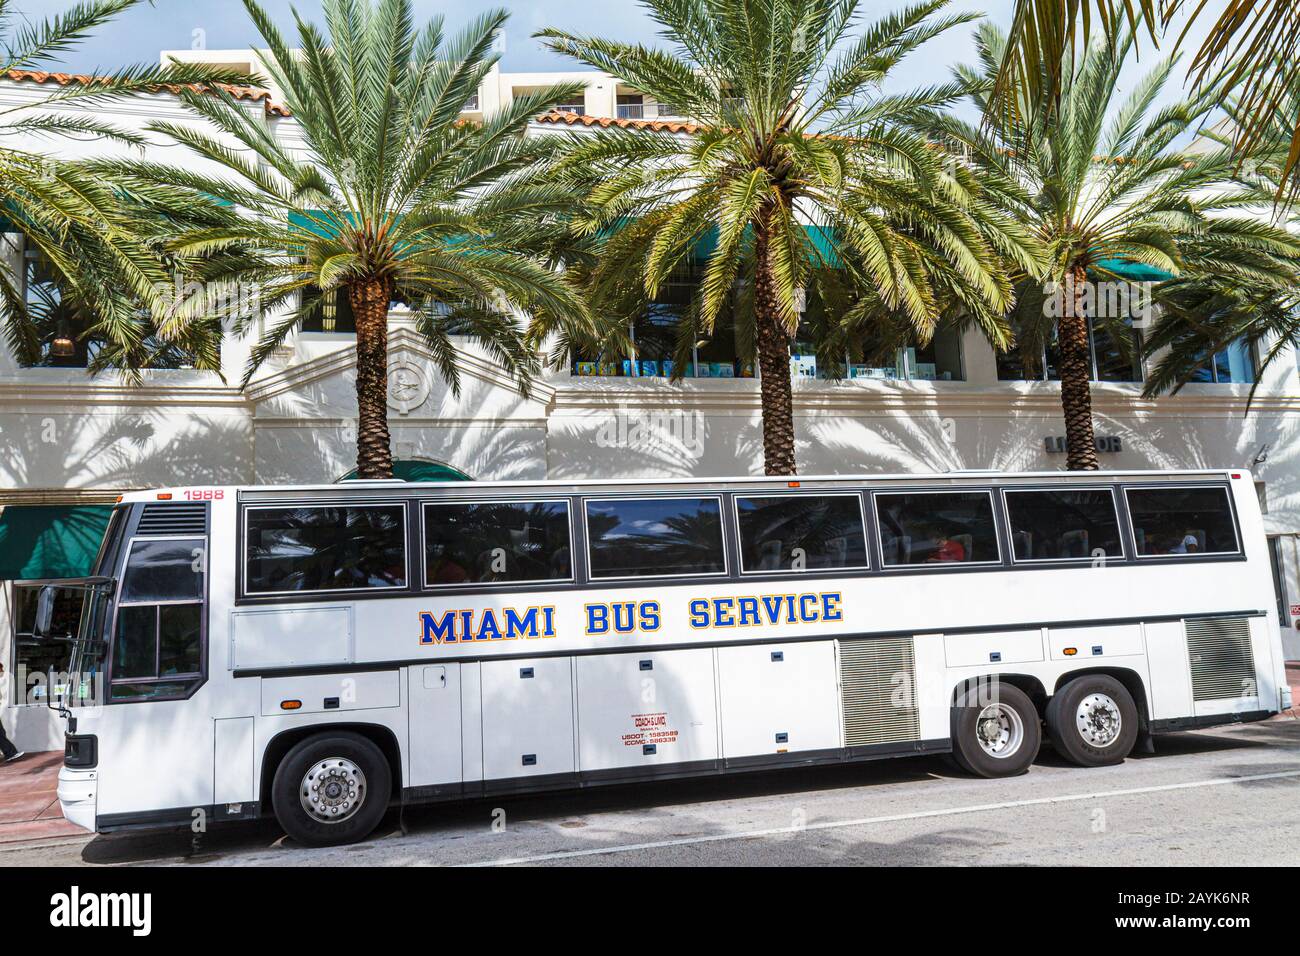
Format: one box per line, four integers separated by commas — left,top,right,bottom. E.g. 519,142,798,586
975,703,1024,759
1076,693,1122,748
300,757,366,824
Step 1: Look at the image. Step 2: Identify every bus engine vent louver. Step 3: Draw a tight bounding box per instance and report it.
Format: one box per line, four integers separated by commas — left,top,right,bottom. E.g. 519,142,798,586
1185,617,1257,702
839,637,920,747
136,503,207,536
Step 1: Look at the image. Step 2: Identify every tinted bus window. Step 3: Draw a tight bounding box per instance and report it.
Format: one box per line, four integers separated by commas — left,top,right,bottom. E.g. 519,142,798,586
244,505,407,593
1005,489,1123,561
875,491,999,565
1126,487,1239,556
736,495,868,573
424,500,572,586
120,538,205,602
586,497,725,578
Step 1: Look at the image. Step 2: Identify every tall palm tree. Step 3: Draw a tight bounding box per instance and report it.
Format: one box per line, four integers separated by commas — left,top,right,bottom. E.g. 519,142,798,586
0,0,255,368
994,1,1300,200
937,22,1293,469
95,0,589,479
537,0,1041,476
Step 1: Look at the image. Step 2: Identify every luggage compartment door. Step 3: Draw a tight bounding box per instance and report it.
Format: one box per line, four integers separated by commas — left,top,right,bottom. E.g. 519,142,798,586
480,657,575,781
576,649,717,772
718,642,841,759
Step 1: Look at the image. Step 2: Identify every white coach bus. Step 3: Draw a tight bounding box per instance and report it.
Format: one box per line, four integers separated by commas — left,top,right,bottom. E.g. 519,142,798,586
48,469,1289,846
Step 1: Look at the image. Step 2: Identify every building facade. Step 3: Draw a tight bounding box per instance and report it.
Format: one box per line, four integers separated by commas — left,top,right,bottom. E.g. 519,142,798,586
1,65,1298,751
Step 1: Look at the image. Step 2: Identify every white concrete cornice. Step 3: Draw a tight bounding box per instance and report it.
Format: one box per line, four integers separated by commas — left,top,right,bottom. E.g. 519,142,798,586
548,377,1300,418
243,326,557,406
0,376,245,410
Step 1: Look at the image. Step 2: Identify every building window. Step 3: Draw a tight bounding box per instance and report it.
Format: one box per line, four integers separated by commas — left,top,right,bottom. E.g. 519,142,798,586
301,286,356,333
244,505,408,594
997,318,1141,383
1186,340,1256,384
1268,537,1289,625
20,246,212,369
616,94,644,119
11,585,82,703
585,497,726,578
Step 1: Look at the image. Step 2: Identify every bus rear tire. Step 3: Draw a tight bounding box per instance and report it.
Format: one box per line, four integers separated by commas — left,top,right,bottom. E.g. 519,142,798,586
950,681,1040,777
271,732,392,847
1046,675,1139,767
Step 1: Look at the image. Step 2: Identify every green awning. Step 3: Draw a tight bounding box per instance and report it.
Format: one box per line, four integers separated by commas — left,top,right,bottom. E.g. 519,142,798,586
1094,258,1174,281
339,460,470,482
0,505,113,580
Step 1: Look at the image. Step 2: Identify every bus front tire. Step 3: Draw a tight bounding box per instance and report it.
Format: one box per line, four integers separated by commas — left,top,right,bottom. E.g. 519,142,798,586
1046,675,1139,767
950,681,1040,777
271,732,392,847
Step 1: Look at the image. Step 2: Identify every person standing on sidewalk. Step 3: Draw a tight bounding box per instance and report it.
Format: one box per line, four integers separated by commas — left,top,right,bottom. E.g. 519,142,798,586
0,662,25,763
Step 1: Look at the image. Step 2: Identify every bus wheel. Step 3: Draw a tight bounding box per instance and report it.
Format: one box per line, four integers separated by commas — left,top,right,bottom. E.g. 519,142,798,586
271,732,392,847
950,681,1040,778
1046,675,1139,768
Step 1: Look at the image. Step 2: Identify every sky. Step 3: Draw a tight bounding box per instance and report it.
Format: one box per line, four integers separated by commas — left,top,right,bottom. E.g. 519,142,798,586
11,0,1216,121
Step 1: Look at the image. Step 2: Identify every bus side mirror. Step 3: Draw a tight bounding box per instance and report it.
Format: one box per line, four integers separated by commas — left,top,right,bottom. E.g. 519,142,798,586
33,586,57,639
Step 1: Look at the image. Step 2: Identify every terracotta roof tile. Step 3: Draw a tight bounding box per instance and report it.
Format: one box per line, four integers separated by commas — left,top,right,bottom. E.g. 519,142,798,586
535,109,702,135
2,68,291,116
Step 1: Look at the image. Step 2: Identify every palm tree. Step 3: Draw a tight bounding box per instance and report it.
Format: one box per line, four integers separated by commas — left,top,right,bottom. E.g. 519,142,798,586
1141,83,1300,399
0,0,255,368
938,22,1294,469
993,1,1300,200
537,0,1041,476
95,0,590,479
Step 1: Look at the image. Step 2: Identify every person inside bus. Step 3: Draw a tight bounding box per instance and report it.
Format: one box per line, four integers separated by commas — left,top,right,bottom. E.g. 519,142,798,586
1170,533,1201,554
927,534,967,562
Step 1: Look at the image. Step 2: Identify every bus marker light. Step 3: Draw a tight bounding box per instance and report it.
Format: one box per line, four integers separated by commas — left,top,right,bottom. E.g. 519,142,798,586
787,481,800,488
280,700,302,710
1231,473,1242,479
156,493,172,500
1063,647,1077,656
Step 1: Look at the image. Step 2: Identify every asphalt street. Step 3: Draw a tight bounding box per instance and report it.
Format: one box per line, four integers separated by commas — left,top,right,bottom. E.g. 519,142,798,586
5,717,1300,866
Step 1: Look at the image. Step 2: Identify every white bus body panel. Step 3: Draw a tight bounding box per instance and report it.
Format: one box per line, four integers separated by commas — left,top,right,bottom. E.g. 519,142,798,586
717,642,841,758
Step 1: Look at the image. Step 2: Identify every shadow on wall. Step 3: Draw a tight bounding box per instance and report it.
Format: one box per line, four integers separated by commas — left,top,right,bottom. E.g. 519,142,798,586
0,407,254,491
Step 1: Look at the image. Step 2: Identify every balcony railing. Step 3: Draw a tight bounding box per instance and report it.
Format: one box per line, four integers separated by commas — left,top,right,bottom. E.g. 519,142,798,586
617,103,645,120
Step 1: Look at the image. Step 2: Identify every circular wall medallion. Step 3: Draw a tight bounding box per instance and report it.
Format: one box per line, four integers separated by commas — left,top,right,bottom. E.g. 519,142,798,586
386,359,430,415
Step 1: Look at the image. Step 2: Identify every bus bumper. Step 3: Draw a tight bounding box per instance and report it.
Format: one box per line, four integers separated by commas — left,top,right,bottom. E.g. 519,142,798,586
56,768,97,833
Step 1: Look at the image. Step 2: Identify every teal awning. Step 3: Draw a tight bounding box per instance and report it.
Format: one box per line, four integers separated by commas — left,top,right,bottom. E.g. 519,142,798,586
339,460,470,482
0,505,113,580
1095,258,1174,281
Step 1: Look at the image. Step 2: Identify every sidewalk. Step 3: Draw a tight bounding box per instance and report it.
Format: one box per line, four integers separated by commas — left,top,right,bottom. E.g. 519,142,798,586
0,751,82,845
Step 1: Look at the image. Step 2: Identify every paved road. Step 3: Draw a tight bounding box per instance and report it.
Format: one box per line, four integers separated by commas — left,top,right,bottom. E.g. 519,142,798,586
5,718,1300,866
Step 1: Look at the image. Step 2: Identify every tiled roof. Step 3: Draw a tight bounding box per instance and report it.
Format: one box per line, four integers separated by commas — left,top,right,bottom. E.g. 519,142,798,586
2,68,291,116
535,109,702,134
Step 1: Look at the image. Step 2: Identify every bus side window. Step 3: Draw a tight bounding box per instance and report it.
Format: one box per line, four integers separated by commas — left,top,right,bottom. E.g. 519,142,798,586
1004,489,1123,562
873,491,999,566
735,494,869,573
424,499,572,587
1125,487,1239,557
244,505,407,594
585,497,726,579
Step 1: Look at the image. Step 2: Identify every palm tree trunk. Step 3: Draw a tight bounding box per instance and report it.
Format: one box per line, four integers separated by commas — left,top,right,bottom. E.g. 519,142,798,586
348,278,395,480
754,222,797,476
1057,264,1099,471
